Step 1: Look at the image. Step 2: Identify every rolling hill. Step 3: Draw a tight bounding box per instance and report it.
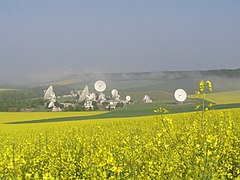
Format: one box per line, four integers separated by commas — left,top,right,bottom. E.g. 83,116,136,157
0,68,240,112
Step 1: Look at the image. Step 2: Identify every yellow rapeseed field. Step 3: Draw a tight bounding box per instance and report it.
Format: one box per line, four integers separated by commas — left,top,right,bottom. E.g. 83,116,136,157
0,109,239,179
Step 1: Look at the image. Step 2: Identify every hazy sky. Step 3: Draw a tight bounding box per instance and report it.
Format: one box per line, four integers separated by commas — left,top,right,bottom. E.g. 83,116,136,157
0,0,240,81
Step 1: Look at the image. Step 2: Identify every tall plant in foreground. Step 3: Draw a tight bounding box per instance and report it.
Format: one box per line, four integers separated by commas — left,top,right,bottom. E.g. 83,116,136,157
154,107,170,135
195,80,213,111
195,80,213,132
195,80,214,179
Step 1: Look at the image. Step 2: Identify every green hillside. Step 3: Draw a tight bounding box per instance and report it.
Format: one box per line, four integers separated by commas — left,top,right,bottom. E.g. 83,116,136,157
205,90,240,104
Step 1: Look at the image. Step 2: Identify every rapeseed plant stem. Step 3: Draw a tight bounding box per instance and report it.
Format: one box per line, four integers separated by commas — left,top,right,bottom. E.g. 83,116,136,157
195,80,213,179
12,143,17,180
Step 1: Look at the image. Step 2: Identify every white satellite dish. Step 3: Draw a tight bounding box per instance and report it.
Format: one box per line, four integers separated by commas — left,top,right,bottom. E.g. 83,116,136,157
78,85,89,102
94,80,106,92
44,85,54,100
111,89,118,96
48,101,55,108
109,101,114,105
143,95,152,103
174,89,187,103
126,95,131,101
87,93,96,101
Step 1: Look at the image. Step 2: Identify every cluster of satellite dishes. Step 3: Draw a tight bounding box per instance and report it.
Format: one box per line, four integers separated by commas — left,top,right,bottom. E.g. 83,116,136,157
77,80,132,110
43,80,188,111
43,80,132,111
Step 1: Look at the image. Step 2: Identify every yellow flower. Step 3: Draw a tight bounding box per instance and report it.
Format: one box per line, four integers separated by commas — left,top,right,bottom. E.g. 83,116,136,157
199,80,205,92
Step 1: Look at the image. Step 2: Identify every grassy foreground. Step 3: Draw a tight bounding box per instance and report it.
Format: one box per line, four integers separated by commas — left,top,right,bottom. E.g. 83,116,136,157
0,109,240,179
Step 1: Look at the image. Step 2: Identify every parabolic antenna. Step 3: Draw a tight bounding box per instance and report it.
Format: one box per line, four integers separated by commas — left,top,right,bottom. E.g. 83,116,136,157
94,80,107,92
111,89,118,96
109,101,114,105
44,85,54,100
78,85,89,102
48,101,55,108
126,95,131,101
174,89,187,103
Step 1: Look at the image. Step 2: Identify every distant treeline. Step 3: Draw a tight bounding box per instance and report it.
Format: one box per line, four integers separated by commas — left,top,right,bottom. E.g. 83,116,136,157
68,68,240,82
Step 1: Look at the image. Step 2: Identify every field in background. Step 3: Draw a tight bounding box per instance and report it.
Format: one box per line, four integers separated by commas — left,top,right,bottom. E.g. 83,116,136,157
205,90,240,104
0,109,239,179
0,111,105,125
58,75,240,107
0,89,19,92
